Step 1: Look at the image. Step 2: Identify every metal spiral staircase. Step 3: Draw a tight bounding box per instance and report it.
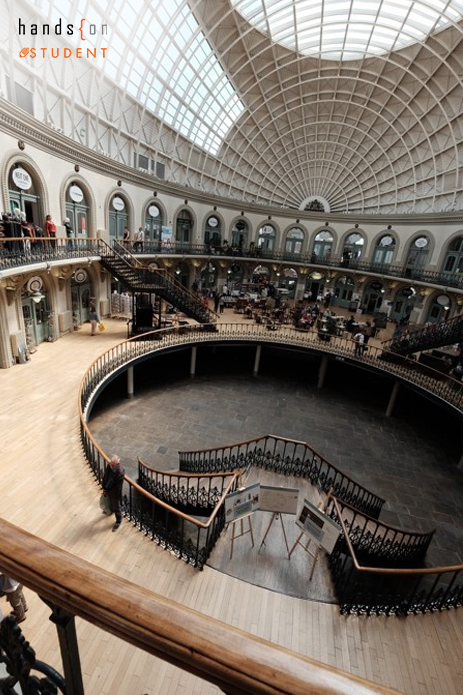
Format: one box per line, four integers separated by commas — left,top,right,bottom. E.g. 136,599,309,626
98,241,217,327
383,314,463,356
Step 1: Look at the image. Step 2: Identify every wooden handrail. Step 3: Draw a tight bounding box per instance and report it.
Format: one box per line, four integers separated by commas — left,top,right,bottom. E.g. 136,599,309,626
0,517,403,695
331,497,463,576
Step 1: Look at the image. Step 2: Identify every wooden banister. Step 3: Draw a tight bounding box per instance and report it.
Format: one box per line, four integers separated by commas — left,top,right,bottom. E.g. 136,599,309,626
0,517,403,695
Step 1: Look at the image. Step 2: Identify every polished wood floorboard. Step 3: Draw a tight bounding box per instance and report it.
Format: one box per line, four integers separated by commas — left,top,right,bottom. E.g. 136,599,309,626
1,319,462,695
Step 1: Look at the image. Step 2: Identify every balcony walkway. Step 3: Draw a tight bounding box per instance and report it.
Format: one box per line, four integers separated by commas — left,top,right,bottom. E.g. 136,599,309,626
1,317,462,695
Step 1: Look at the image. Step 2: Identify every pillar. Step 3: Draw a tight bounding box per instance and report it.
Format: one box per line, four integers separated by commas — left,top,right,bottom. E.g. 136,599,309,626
317,355,329,388
190,345,197,377
386,380,400,417
253,344,262,376
127,366,134,399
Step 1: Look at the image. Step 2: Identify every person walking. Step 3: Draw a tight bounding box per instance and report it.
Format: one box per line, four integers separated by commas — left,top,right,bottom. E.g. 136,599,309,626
0,573,28,623
102,455,125,531
89,307,99,336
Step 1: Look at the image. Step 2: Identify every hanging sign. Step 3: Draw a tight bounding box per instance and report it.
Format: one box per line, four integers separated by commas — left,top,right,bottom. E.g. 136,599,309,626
12,167,32,190
402,288,414,297
69,185,84,203
207,216,219,227
296,499,341,554
73,269,88,283
437,294,450,306
235,220,246,231
112,196,125,212
225,483,260,522
369,281,383,291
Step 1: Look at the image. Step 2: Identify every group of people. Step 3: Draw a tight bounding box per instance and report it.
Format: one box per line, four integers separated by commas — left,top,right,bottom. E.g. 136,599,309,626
0,211,74,251
123,226,145,251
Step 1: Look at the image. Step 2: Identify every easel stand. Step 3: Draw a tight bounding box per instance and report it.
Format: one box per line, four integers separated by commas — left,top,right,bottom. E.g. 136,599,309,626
259,513,290,557
229,516,254,559
288,532,322,581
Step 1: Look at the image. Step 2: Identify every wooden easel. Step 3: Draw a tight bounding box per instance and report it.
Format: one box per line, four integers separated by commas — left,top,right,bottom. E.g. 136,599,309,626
258,512,290,557
229,515,254,559
288,532,321,580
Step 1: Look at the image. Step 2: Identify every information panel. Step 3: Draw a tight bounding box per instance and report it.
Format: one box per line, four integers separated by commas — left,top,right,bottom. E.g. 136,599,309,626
225,483,260,522
296,499,341,554
259,486,299,515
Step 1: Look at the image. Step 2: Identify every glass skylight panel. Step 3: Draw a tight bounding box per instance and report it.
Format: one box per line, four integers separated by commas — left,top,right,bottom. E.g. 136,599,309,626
231,0,463,59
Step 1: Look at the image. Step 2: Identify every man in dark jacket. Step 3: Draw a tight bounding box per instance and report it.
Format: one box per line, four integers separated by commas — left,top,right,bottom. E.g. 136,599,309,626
102,455,125,531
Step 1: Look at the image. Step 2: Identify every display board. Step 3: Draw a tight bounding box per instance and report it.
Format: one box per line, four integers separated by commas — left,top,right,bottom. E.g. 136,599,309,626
161,225,173,244
259,486,299,514
296,499,341,554
225,483,260,522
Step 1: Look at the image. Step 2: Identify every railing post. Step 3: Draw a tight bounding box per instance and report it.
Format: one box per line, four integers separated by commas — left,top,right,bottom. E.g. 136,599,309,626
46,602,85,695
190,345,197,377
386,380,400,416
253,344,261,375
127,366,134,399
317,355,329,388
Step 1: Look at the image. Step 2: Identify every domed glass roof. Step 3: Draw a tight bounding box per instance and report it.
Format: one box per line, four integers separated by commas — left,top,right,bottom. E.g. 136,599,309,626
231,0,463,60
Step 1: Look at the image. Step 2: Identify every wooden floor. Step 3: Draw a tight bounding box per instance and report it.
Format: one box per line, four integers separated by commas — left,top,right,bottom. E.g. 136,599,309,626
1,319,462,695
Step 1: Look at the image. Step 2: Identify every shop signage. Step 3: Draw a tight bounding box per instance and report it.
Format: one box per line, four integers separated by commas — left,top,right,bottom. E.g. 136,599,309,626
235,220,246,230
437,294,450,306
207,216,219,227
112,196,125,212
69,185,84,203
12,167,32,190
369,281,383,291
402,288,414,297
148,204,160,217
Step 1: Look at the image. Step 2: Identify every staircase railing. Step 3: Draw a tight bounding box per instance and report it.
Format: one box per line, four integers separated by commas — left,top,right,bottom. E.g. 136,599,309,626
383,314,463,356
178,434,386,519
0,236,101,270
325,496,435,567
138,459,236,514
328,497,463,615
0,517,403,695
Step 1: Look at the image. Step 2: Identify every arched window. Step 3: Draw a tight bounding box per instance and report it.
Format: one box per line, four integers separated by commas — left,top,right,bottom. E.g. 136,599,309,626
204,215,221,248
144,203,163,244
334,276,355,308
406,236,429,272
8,164,43,226
176,210,193,244
257,224,276,252
373,235,395,264
108,194,129,243
426,294,451,324
343,233,364,261
231,220,248,250
285,228,304,256
313,231,333,259
66,183,89,238
443,237,463,274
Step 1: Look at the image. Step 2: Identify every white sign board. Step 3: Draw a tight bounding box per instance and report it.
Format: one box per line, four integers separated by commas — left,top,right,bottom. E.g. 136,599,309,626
69,185,84,203
161,225,173,244
12,167,32,190
112,196,125,211
225,483,260,522
296,499,341,554
259,486,299,515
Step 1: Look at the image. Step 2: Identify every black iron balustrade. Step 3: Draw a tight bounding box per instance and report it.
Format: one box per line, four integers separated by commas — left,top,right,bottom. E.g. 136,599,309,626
138,460,235,515
178,434,386,520
325,496,435,567
0,237,101,270
328,497,463,616
383,313,463,356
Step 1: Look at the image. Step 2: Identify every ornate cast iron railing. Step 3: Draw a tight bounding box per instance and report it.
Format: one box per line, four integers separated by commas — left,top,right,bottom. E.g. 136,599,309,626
328,497,463,616
2,236,463,292
138,460,236,515
178,434,385,520
383,313,463,356
325,496,435,567
0,518,403,695
0,236,101,270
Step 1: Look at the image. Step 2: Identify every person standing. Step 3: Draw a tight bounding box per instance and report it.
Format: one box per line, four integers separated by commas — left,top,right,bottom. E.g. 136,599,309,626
134,227,144,252
353,330,365,357
64,217,74,250
45,214,57,249
89,307,99,336
0,574,28,623
102,455,125,531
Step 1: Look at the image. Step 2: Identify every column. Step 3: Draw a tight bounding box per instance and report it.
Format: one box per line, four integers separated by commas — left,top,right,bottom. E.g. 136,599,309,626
253,344,262,376
127,366,134,399
317,355,329,388
190,345,197,377
386,380,400,417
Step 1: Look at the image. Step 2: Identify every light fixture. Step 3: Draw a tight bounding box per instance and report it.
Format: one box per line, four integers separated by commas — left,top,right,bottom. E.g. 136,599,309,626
175,268,181,275
227,269,232,274
31,290,45,304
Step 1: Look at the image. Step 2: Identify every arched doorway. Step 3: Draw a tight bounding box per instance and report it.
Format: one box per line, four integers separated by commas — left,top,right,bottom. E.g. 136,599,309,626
390,287,417,325
71,268,93,327
176,210,193,245
373,235,396,265
174,262,189,288
21,277,51,347
8,164,43,226
257,224,276,252
305,272,325,301
278,268,298,298
204,215,222,249
227,263,244,291
342,233,364,264
426,294,452,324
405,236,429,274
109,194,129,243
200,261,218,294
362,281,384,314
333,276,356,309
442,237,463,274
66,183,89,238
231,220,248,251
252,265,271,285
144,202,163,245
284,228,304,257
312,231,333,260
